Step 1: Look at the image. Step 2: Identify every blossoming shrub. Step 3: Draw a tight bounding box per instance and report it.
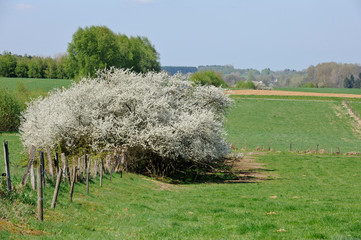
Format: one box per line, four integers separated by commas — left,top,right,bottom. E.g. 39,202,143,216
20,69,232,175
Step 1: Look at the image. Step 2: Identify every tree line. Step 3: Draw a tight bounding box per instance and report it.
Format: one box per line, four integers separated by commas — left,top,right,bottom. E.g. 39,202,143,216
199,63,361,89
344,73,361,88
0,26,160,79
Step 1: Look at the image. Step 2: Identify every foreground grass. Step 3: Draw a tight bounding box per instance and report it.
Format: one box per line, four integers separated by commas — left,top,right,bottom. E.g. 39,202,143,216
1,151,361,239
275,87,361,95
0,132,24,176
226,98,361,152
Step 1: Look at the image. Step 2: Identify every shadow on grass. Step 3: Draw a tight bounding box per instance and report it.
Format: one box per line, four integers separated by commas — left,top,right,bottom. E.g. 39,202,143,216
156,156,276,185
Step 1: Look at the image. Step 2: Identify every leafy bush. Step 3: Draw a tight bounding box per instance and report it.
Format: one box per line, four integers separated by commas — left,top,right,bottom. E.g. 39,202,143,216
0,88,22,131
20,69,232,175
189,70,228,88
301,82,317,88
235,80,256,89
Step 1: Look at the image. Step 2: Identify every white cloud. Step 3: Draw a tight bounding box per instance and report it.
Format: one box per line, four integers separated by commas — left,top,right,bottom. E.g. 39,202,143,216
125,0,155,4
13,4,34,11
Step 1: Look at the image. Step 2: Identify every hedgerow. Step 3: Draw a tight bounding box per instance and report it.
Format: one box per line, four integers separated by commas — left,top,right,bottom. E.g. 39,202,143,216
20,69,232,175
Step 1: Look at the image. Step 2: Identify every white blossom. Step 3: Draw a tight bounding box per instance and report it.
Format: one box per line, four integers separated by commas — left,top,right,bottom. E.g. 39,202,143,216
20,69,232,162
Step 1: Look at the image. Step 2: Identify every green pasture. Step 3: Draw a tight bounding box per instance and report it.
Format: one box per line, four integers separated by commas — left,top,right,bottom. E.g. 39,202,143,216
348,101,361,117
0,77,72,92
225,97,361,152
275,87,361,95
1,149,361,239
2,80,361,239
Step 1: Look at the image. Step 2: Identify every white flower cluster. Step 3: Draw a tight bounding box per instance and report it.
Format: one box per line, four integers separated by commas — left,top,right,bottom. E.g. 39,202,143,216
20,69,232,162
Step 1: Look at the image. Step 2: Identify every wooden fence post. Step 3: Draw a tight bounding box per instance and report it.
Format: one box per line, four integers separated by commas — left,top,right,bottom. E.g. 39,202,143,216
54,152,59,175
85,155,89,194
65,155,71,185
69,167,77,202
109,155,114,181
39,151,45,188
37,154,43,221
3,140,11,192
83,155,87,178
46,146,54,179
30,161,36,190
61,153,66,179
22,146,36,187
290,143,292,152
120,154,124,178
51,168,63,209
93,158,98,178
316,144,319,153
106,155,111,174
100,158,104,187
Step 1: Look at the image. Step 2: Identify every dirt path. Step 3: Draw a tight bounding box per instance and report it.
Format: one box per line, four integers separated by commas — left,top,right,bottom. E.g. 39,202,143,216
228,89,361,98
342,100,361,131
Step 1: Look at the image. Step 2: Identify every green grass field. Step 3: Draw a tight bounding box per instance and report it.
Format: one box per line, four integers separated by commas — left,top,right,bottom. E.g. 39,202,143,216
348,101,361,117
1,151,361,239
2,79,361,239
275,87,361,95
225,97,361,152
0,77,72,92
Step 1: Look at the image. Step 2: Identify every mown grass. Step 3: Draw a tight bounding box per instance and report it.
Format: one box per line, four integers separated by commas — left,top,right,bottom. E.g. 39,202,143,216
2,81,361,239
275,87,361,95
225,98,361,152
1,150,361,239
0,132,24,176
348,101,361,117
0,77,72,92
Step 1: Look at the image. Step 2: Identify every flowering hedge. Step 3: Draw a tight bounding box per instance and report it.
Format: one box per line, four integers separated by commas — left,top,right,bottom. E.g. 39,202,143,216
20,69,232,172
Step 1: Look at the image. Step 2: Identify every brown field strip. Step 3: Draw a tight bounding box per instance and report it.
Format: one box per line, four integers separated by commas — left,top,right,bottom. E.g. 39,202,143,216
228,89,361,98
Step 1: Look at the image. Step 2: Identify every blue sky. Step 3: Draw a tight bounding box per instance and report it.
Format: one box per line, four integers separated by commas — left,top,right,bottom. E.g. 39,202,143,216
1,0,361,70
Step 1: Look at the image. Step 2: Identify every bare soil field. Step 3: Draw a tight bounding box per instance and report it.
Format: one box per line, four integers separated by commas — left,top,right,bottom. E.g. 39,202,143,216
228,89,361,98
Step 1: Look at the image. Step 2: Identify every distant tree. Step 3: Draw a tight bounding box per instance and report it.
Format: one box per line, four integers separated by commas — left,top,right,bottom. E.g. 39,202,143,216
190,71,228,88
235,80,256,89
261,68,271,75
44,57,58,79
344,75,355,88
161,66,198,75
15,59,29,78
356,73,361,89
350,75,355,88
354,78,361,88
344,77,350,88
28,57,44,78
247,70,256,81
0,51,17,77
224,72,242,87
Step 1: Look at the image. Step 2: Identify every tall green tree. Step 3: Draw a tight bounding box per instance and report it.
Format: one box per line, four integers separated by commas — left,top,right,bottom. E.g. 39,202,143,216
0,51,17,77
28,57,44,78
190,71,228,88
68,26,122,77
15,58,29,78
68,26,160,77
127,36,160,73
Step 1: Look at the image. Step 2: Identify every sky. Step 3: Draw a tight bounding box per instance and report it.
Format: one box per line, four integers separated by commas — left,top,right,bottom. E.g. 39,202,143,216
0,0,361,71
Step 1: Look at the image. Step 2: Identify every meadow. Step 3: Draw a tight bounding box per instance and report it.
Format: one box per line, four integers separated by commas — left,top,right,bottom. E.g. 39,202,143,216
0,77,72,92
1,79,361,239
225,97,361,153
275,87,361,95
1,150,361,239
